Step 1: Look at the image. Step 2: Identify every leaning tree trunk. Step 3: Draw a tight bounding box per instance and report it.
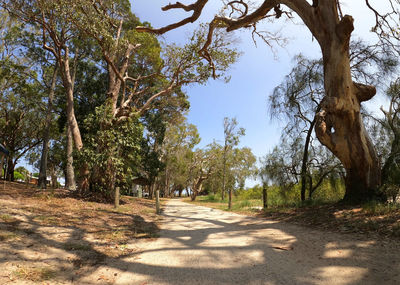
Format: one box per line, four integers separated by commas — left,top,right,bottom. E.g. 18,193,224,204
300,115,317,202
191,188,198,201
314,13,383,203
59,47,88,194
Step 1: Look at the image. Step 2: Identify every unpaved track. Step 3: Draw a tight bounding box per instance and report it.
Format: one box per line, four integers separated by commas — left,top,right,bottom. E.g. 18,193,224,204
113,199,400,285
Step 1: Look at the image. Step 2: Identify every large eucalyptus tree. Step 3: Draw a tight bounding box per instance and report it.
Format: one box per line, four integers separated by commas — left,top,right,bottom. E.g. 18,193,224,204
138,0,400,203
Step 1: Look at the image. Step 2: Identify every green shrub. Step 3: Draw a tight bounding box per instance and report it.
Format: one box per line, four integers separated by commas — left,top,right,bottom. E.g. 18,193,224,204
13,171,25,181
238,200,251,208
206,193,217,201
237,185,262,200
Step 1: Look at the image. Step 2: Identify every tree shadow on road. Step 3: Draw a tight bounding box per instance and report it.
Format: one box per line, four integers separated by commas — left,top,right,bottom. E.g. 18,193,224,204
0,194,399,284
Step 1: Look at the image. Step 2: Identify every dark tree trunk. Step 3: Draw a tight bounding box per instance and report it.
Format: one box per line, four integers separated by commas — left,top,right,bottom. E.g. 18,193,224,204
38,64,58,189
38,137,49,189
149,184,155,199
176,185,184,197
300,118,317,202
6,158,14,181
262,184,268,209
191,190,198,201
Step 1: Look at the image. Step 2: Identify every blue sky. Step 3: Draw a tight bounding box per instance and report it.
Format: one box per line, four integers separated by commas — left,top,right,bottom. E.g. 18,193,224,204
130,1,388,185
131,1,318,154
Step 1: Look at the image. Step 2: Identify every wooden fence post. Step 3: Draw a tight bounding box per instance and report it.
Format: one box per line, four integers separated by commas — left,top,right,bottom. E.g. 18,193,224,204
114,186,120,208
156,189,161,214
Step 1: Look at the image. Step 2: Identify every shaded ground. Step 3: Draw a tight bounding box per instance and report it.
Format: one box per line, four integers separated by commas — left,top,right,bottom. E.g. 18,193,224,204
115,199,400,284
0,181,160,284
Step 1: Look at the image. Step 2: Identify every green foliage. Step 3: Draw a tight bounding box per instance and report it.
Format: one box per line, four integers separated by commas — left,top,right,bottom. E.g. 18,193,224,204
380,77,400,201
15,166,29,177
236,200,251,209
13,171,25,181
205,193,218,202
79,103,143,196
237,185,263,200
235,179,345,208
162,24,240,85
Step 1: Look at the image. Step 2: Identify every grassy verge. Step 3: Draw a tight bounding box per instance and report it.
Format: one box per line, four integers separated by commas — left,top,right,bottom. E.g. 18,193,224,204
186,195,400,238
184,195,263,215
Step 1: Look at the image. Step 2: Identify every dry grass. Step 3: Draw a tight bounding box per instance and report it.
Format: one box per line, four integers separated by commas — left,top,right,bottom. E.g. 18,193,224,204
0,181,161,283
260,203,400,238
11,265,57,282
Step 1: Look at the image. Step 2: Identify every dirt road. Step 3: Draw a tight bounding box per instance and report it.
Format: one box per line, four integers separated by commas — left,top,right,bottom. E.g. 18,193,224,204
113,199,400,285
2,196,399,284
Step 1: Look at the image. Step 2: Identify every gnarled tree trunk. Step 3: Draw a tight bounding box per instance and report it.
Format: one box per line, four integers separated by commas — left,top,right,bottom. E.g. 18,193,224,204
313,11,383,203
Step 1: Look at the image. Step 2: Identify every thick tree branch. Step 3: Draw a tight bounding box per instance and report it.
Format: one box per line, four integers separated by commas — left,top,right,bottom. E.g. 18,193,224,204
137,0,314,77
335,15,354,42
138,84,176,116
136,0,209,34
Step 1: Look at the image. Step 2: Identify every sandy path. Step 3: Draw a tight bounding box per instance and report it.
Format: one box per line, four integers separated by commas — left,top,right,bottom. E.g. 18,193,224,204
110,199,400,285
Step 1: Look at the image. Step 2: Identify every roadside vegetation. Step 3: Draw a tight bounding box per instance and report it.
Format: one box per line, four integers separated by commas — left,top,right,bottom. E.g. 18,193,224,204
187,184,400,239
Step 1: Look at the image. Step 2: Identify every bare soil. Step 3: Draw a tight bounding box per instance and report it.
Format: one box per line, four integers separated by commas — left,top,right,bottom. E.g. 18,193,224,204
0,181,160,284
115,199,400,284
